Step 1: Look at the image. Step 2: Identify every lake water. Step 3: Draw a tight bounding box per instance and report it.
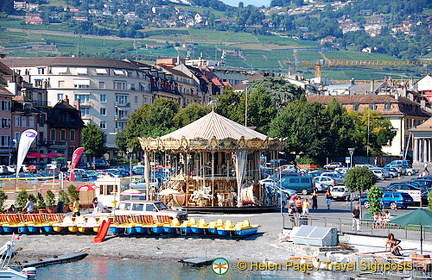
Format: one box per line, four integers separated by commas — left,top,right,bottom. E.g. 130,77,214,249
36,258,353,279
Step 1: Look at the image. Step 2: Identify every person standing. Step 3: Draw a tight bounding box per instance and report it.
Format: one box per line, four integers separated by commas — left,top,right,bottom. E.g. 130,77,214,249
295,196,303,218
325,189,332,209
302,198,310,217
352,205,361,232
22,198,34,214
311,190,318,209
72,198,81,217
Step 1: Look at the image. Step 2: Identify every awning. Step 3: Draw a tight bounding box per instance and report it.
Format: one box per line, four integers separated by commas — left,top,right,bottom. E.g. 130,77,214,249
76,68,88,75
113,69,125,76
73,79,90,85
55,67,68,74
26,152,48,158
96,68,108,75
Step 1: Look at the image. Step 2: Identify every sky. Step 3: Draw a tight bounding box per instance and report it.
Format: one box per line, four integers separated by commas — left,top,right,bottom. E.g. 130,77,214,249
219,0,271,8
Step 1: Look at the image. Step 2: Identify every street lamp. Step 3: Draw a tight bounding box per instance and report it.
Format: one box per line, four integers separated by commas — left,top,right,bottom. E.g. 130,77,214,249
242,80,251,127
348,148,355,168
127,147,133,188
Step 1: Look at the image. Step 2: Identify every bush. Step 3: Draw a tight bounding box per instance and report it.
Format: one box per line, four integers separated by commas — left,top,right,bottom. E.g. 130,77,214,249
58,190,70,206
36,193,46,209
367,186,383,214
17,190,28,210
295,156,317,165
0,190,7,212
28,194,37,204
67,185,80,201
46,190,56,208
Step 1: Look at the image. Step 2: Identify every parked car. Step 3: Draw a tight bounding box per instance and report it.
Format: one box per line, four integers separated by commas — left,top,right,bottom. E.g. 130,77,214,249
94,159,110,169
383,167,399,178
115,200,188,222
321,172,345,185
313,176,336,188
330,186,351,201
323,162,343,169
371,168,385,180
264,184,296,207
361,191,414,209
334,167,349,174
386,182,423,204
402,167,419,176
384,160,412,169
278,176,314,195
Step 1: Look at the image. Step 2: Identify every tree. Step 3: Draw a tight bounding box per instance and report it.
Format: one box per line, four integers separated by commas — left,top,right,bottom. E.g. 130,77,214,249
82,122,108,158
17,190,28,210
367,185,383,214
46,190,56,209
173,103,211,127
0,190,7,212
141,98,179,138
36,192,46,210
349,108,396,155
345,167,377,194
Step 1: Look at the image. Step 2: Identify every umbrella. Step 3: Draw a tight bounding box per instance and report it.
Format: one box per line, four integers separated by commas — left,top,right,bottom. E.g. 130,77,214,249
75,184,99,191
158,189,180,196
46,152,66,158
390,208,432,254
121,189,142,195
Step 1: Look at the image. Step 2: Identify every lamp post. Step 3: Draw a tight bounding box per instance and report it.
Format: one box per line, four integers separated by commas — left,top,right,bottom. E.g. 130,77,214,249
127,147,133,188
348,147,355,211
242,80,251,127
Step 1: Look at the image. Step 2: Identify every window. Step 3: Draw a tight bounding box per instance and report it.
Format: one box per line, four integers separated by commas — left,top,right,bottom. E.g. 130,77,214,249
134,96,138,103
50,129,56,141
0,136,10,147
75,94,90,104
70,130,75,142
0,100,10,111
115,95,128,105
22,117,27,127
37,67,45,74
100,121,106,129
60,129,66,141
15,116,20,127
29,117,34,127
100,94,107,102
146,204,155,211
99,82,105,89
131,83,135,90
1,119,10,128
80,108,90,116
113,81,127,90
57,93,64,101
14,132,20,142
370,104,376,110
58,80,65,87
384,103,391,110
100,108,106,116
73,80,90,89
353,103,359,111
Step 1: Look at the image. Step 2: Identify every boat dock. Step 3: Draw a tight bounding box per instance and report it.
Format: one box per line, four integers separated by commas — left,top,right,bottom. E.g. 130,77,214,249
19,252,88,268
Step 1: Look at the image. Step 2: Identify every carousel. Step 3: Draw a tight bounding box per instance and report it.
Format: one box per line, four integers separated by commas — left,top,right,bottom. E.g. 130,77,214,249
139,111,284,209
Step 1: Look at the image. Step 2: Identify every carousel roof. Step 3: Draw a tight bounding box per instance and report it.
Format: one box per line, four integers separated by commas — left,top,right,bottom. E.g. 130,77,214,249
161,111,267,140
139,111,284,152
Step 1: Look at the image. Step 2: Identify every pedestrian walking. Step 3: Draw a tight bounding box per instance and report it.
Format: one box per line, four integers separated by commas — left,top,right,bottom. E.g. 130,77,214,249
72,198,81,217
325,189,332,209
352,205,361,232
424,162,429,175
311,190,318,209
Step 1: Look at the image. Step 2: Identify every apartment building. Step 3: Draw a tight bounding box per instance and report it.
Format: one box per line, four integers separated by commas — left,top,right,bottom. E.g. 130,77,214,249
2,57,153,151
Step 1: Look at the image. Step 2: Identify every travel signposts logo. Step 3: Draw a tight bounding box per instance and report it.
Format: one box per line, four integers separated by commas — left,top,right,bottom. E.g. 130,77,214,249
212,258,229,275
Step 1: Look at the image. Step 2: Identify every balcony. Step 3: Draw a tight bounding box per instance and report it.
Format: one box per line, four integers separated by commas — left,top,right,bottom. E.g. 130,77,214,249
115,102,130,108
114,115,130,121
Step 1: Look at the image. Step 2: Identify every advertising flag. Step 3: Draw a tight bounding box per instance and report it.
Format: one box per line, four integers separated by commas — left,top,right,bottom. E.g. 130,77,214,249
15,129,37,177
69,147,85,181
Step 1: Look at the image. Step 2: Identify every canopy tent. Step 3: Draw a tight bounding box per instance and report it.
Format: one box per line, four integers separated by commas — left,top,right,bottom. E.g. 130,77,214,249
139,111,284,207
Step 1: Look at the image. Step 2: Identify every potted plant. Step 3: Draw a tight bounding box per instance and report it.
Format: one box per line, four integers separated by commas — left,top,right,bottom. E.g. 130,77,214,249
0,190,7,212
58,190,70,213
36,192,47,213
45,190,56,213
67,185,79,212
16,190,28,212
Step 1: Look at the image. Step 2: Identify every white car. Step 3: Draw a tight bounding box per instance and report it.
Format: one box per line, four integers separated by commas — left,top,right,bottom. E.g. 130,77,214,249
330,186,351,200
313,176,336,188
371,169,385,180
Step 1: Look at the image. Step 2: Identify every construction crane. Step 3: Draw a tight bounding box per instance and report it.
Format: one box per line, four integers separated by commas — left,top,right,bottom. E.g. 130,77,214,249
285,59,432,78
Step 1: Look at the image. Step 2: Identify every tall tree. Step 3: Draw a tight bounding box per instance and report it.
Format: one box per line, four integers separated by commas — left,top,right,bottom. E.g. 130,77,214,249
173,103,211,127
82,122,108,158
349,108,396,156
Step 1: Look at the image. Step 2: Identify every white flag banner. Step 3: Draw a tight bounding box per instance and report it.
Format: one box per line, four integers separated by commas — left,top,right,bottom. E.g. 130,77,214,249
16,129,37,177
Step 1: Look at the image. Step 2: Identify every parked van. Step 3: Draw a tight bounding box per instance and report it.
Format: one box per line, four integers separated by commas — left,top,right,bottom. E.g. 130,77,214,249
115,200,188,222
279,176,313,195
385,160,412,169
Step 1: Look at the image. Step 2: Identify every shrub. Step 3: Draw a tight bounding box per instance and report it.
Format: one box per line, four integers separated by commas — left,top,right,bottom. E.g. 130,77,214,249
17,190,28,210
58,190,71,206
36,192,46,209
0,190,7,212
367,186,383,214
345,167,377,194
67,184,80,201
46,190,56,208
28,194,37,204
